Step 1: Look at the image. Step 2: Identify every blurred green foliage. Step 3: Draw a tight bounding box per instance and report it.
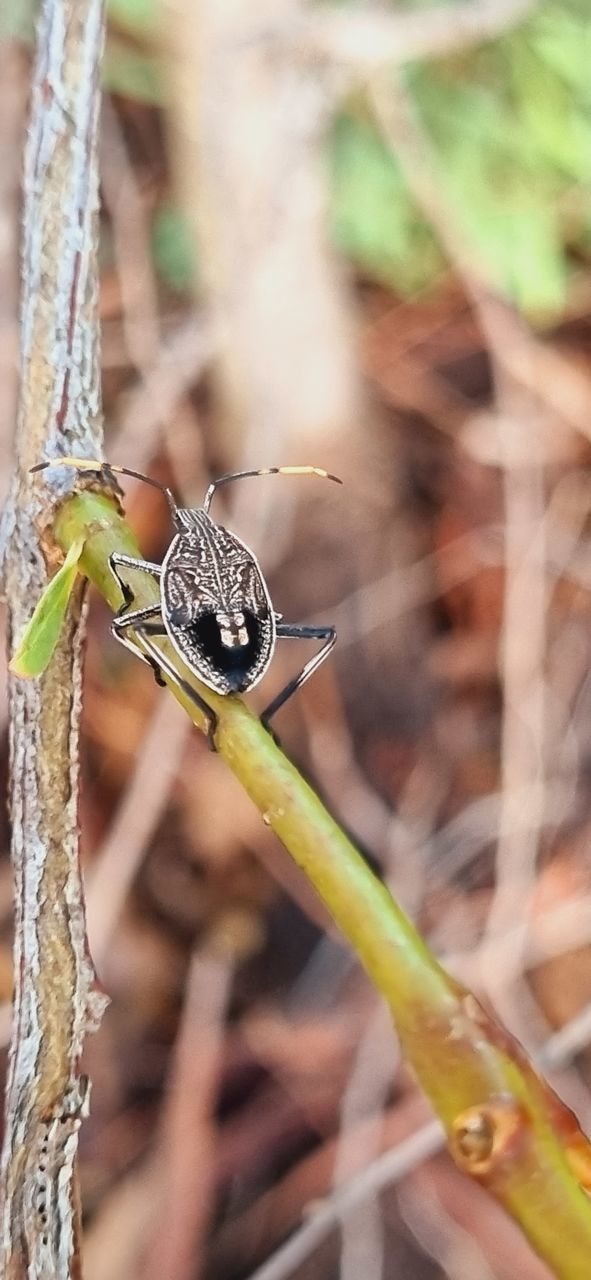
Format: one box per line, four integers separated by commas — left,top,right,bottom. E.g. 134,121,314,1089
106,0,161,101
108,0,159,31
151,205,195,293
103,37,161,103
330,112,445,295
3,0,588,319
0,0,36,42
331,0,591,317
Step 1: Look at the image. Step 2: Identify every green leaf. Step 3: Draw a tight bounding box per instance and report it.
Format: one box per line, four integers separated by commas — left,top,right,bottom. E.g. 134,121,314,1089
9,537,85,679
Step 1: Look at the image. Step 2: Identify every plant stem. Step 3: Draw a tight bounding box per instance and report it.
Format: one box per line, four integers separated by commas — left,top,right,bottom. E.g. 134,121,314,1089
53,487,591,1278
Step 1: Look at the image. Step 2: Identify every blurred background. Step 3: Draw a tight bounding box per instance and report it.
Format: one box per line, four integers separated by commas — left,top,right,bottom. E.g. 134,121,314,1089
1,0,591,1276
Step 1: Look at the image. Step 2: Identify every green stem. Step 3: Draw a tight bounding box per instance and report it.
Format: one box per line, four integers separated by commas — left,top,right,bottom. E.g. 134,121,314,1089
55,489,591,1278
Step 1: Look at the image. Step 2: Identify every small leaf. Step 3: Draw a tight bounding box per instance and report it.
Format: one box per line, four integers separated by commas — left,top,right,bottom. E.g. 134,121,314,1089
9,538,86,679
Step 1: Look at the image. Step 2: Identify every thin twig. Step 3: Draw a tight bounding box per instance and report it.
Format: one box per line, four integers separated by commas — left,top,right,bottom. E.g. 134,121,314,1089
333,1001,397,1280
86,695,190,969
100,98,161,377
300,0,538,72
246,1121,444,1280
143,946,234,1280
112,312,216,471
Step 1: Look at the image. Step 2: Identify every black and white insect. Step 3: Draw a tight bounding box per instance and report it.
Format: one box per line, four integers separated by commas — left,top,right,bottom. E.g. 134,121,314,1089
33,458,341,748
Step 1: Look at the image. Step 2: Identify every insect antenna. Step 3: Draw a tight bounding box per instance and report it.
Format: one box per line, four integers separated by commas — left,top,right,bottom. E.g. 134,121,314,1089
203,465,343,514
31,457,178,519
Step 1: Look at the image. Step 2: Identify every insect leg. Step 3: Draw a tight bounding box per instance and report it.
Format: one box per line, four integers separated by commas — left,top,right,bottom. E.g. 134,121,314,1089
110,552,162,606
261,624,336,730
108,554,217,748
110,613,219,750
111,606,167,686
112,605,162,631
140,634,219,752
110,551,164,683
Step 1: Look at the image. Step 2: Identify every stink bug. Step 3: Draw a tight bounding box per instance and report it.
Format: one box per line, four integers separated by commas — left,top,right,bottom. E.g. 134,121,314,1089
32,458,341,749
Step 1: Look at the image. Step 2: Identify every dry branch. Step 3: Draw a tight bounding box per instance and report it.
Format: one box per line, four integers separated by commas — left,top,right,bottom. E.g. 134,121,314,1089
0,2,107,1275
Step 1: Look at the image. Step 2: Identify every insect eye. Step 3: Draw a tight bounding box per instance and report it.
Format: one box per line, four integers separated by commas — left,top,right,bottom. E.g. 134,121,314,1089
234,612,245,625
217,613,231,627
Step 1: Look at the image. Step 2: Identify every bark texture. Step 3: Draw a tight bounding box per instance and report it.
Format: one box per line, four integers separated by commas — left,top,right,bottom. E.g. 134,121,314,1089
0,2,107,1275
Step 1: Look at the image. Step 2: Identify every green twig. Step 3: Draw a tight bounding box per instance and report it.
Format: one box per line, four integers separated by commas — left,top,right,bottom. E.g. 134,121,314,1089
52,486,591,1278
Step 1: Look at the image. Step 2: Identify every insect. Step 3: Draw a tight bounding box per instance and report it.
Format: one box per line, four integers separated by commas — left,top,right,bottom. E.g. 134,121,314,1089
32,458,342,749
